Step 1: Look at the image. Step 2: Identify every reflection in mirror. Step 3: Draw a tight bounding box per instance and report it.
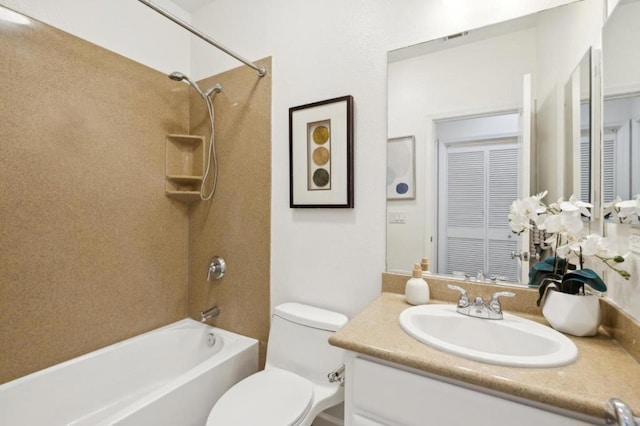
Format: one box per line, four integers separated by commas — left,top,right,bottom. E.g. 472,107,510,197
602,0,640,206
564,49,592,205
387,15,535,283
434,113,522,282
386,1,603,285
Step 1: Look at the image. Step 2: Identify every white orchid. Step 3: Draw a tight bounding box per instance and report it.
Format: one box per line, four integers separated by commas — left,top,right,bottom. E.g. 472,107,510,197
603,196,623,221
564,195,593,217
545,228,584,259
508,191,548,234
539,211,584,236
536,195,587,247
509,190,630,280
617,197,640,219
578,234,607,257
571,234,630,280
564,234,613,261
603,195,640,223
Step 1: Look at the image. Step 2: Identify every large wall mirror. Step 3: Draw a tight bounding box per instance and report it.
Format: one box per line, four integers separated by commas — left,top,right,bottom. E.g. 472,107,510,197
602,0,640,207
386,0,604,284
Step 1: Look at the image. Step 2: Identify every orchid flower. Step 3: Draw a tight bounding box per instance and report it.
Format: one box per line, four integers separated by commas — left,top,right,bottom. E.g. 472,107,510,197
603,196,622,221
564,195,593,217
509,190,630,281
603,195,640,223
616,197,640,219
508,191,548,234
538,210,584,237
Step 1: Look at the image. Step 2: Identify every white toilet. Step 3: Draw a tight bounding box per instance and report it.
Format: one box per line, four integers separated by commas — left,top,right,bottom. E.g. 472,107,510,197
206,302,348,426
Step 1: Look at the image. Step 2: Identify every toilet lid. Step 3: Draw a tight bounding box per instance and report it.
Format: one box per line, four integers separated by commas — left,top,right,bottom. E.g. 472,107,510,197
207,368,314,426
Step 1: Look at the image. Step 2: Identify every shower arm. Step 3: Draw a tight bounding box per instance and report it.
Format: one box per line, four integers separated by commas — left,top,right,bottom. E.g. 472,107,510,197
136,0,267,77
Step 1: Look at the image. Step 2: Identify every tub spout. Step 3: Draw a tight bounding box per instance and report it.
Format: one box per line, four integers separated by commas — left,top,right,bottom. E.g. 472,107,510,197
200,306,220,322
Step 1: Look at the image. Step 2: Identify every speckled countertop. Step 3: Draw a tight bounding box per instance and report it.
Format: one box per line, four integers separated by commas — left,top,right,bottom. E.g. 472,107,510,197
329,292,640,420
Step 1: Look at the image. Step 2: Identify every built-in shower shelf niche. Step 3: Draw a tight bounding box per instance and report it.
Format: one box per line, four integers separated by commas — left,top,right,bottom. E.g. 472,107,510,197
165,134,205,204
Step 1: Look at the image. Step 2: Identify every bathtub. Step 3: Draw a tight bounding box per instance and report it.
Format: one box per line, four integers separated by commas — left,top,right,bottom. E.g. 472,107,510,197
0,318,258,425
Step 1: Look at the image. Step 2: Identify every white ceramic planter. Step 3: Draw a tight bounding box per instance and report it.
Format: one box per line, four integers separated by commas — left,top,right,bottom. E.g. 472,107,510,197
542,290,601,337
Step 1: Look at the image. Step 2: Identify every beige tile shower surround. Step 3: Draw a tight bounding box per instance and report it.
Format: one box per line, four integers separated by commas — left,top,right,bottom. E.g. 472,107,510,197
0,7,271,384
187,57,272,367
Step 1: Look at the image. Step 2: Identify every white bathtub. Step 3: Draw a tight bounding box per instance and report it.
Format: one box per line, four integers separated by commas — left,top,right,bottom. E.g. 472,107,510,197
0,318,258,425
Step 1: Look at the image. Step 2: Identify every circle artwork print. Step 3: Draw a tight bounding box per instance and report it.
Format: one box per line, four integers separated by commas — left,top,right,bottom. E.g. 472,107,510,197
313,168,330,187
396,183,409,195
313,126,330,144
312,147,330,166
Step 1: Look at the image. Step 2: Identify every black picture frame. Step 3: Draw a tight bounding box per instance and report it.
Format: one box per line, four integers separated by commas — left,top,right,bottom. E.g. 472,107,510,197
289,95,354,208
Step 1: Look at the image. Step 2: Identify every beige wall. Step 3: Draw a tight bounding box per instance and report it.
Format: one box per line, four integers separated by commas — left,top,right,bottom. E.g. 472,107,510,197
188,58,272,367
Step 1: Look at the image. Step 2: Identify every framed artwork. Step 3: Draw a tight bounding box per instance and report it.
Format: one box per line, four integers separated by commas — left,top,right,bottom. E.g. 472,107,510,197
387,136,415,200
289,95,354,208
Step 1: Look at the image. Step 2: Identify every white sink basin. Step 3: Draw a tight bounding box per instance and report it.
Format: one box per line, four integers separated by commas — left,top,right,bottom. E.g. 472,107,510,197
399,304,578,368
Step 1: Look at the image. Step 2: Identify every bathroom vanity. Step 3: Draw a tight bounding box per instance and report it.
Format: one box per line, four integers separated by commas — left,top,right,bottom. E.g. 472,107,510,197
346,356,594,425
329,288,640,426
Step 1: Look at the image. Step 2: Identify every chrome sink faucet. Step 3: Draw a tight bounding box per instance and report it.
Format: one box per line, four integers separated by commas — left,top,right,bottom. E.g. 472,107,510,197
447,285,515,320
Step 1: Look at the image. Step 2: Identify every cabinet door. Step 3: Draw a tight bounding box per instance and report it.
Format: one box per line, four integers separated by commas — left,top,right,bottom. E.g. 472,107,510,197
351,358,596,426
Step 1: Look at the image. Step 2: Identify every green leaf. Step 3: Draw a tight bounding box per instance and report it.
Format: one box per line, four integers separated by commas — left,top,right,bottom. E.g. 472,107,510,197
562,269,607,293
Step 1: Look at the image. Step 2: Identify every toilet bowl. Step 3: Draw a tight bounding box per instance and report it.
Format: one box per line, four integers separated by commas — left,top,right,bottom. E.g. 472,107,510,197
206,303,348,426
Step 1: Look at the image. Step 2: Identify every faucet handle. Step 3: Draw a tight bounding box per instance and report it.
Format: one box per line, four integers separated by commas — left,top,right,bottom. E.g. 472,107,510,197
489,291,515,313
447,284,469,307
491,291,516,300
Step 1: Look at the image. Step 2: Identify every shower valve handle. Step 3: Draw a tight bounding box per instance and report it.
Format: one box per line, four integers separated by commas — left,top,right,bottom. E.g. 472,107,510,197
207,256,226,281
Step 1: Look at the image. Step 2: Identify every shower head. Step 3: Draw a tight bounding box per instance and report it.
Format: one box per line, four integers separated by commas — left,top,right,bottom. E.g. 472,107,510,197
168,71,207,99
168,71,186,81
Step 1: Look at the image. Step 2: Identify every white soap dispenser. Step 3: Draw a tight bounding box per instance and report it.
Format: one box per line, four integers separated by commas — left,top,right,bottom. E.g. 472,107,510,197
405,263,430,305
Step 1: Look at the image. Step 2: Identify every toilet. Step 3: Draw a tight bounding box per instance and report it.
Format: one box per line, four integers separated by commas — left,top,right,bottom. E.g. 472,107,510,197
206,302,348,426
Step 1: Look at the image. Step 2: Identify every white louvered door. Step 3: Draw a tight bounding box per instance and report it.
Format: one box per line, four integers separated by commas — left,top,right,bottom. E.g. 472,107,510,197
438,142,519,281
442,148,486,277
602,128,618,203
488,147,520,280
580,132,591,203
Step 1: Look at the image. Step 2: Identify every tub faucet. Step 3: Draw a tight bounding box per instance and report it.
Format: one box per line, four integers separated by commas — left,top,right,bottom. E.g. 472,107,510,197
200,306,220,322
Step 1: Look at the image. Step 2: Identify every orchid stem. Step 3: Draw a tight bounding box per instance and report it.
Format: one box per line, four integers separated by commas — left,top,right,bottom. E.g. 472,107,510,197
595,254,630,280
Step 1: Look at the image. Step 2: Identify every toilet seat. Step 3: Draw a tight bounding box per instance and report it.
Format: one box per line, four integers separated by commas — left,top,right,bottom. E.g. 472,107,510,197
206,368,314,426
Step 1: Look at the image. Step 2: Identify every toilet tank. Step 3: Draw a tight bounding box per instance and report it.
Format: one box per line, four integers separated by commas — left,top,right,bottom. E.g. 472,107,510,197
266,303,348,384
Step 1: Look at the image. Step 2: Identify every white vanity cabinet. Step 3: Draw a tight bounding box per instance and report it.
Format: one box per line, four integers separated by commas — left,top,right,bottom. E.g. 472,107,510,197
344,354,599,426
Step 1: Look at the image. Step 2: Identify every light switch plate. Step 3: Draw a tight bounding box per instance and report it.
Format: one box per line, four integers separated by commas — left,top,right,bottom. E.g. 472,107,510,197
388,211,406,224
630,230,640,254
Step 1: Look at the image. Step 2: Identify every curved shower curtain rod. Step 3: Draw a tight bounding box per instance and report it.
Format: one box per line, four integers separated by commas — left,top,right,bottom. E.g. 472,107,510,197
137,0,267,77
